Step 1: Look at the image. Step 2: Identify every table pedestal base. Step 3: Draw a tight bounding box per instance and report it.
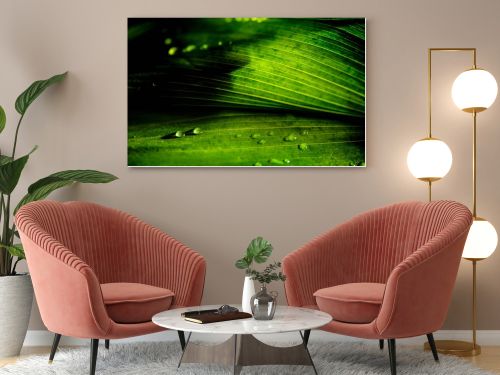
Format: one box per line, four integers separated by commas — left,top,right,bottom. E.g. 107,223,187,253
178,332,317,374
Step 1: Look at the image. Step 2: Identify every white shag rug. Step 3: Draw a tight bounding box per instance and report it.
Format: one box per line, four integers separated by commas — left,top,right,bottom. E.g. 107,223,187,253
0,341,494,374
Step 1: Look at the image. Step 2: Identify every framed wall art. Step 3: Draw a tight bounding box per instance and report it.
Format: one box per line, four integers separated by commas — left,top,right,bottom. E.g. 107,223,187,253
128,18,365,167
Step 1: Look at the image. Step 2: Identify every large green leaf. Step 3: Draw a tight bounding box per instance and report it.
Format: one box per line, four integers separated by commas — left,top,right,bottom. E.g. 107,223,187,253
28,170,118,194
15,72,67,115
0,105,5,134
0,147,37,194
15,169,117,213
128,18,365,166
246,237,273,264
128,112,364,166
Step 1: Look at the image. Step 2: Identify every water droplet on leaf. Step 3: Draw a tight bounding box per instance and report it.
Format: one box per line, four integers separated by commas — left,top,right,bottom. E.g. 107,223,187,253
161,130,185,139
185,128,202,135
168,47,177,56
299,143,309,150
258,139,266,145
284,134,297,142
251,133,261,139
183,45,196,53
269,158,284,165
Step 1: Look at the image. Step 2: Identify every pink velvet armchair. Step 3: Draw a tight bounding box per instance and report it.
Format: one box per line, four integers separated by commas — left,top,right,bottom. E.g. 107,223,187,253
283,200,472,375
16,200,206,375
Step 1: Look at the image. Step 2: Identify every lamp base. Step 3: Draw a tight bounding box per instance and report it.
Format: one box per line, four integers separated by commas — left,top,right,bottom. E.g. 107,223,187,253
424,340,481,357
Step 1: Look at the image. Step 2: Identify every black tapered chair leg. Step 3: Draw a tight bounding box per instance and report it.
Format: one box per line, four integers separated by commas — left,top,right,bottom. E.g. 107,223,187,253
90,339,99,375
105,339,110,350
388,339,396,375
177,330,186,350
426,333,439,362
48,333,62,363
303,329,311,347
379,339,384,350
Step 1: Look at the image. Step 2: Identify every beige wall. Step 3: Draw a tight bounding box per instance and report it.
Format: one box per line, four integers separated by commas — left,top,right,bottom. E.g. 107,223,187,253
1,0,500,331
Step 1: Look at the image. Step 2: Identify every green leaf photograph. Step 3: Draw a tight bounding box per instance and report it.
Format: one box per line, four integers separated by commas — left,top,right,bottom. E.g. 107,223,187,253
128,18,365,167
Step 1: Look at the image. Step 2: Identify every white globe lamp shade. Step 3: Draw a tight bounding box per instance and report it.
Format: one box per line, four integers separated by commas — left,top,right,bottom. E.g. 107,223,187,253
407,138,453,181
452,69,498,112
462,218,498,259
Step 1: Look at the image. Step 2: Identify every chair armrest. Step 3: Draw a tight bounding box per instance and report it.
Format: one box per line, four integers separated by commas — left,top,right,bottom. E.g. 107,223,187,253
375,228,470,338
125,219,206,307
18,231,111,339
283,219,359,307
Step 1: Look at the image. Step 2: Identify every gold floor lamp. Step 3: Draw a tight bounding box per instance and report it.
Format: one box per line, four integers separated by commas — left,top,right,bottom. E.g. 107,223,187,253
407,48,498,356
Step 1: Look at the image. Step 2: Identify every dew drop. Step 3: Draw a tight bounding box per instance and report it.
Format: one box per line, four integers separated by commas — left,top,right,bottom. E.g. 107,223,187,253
299,143,309,150
186,128,202,135
168,47,177,56
267,131,274,136
301,130,309,135
251,133,261,139
258,139,266,145
254,162,262,166
284,134,297,142
269,158,284,165
284,159,291,164
183,45,196,53
235,134,242,138
161,130,185,139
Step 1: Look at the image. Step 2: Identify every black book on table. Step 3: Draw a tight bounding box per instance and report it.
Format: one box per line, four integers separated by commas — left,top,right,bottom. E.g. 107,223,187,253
181,309,218,317
183,311,253,324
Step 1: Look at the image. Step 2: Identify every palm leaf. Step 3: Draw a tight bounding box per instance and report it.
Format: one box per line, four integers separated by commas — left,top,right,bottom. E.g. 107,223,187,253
0,147,37,194
15,72,67,115
15,170,117,213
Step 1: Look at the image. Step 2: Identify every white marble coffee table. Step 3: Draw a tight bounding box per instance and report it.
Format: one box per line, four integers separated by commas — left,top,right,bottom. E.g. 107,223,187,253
153,305,332,374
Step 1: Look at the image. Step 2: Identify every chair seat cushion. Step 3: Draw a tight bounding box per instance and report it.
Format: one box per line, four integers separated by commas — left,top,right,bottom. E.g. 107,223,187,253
313,283,385,324
101,283,174,324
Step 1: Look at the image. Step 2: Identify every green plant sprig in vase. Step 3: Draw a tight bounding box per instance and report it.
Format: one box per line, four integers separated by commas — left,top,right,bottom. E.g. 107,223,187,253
248,261,286,285
235,236,286,318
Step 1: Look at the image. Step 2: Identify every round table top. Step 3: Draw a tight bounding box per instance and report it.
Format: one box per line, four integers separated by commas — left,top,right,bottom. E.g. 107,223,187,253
152,305,332,335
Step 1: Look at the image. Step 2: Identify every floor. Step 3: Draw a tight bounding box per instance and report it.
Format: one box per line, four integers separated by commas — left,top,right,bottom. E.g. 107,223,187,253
1,345,500,373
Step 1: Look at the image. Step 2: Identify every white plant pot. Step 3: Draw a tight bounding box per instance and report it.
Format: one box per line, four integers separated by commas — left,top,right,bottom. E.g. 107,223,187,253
241,276,255,313
0,274,33,358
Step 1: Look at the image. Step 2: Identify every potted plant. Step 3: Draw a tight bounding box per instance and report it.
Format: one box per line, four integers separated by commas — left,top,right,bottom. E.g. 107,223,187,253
248,261,286,320
0,72,117,358
235,237,286,319
235,237,273,313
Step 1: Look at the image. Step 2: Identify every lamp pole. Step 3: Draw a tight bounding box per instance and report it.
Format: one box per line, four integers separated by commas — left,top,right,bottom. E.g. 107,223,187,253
424,48,476,202
423,47,485,357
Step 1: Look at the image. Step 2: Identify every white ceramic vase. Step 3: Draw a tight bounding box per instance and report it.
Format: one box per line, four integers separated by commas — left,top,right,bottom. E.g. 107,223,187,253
241,275,255,313
0,274,34,358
